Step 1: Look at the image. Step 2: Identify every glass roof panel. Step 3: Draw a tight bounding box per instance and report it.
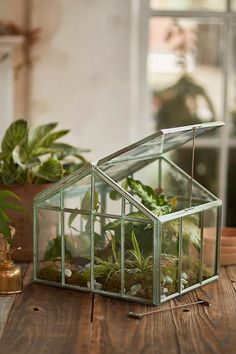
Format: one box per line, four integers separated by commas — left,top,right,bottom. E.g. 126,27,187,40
98,122,224,178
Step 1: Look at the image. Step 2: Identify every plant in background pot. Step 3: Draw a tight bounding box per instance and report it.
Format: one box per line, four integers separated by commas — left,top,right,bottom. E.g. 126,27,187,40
0,119,89,260
0,189,24,294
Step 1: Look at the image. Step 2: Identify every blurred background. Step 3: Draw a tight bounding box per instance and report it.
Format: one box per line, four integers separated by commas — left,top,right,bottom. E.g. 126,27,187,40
0,0,235,226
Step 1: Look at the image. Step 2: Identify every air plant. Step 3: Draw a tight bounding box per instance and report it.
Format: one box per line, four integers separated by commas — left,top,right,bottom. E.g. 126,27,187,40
93,237,121,282
126,231,153,273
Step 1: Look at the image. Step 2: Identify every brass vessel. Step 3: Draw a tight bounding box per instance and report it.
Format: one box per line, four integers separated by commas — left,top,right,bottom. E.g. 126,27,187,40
0,250,23,294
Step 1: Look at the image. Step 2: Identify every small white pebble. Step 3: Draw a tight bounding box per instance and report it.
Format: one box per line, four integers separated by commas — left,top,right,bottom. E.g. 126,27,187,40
130,283,142,296
164,275,173,284
65,268,72,278
94,281,103,290
181,272,188,280
163,287,169,294
87,281,103,290
161,294,167,301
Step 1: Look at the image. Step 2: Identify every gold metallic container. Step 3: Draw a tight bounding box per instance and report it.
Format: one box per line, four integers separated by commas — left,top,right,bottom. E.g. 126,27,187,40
0,260,23,294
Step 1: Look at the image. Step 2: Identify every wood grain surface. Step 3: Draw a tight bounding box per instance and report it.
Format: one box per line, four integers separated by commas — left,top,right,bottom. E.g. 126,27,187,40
0,265,235,354
0,263,28,339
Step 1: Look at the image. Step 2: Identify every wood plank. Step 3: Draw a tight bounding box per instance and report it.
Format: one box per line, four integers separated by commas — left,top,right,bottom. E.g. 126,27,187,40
0,264,93,354
225,265,236,294
171,268,236,354
91,268,236,354
91,295,179,354
225,265,236,282
1,265,236,354
0,263,28,339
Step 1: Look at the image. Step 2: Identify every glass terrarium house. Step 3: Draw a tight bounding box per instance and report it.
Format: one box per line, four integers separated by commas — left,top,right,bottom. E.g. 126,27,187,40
34,121,224,305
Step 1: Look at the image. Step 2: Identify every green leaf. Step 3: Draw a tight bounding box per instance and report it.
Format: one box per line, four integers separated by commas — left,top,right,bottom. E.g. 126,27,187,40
52,143,90,154
1,167,24,185
182,218,201,249
0,201,24,212
0,209,12,244
127,177,172,216
51,143,89,161
68,210,80,228
0,208,10,223
0,190,24,211
131,231,142,263
165,218,201,250
0,120,87,184
127,177,159,209
32,147,61,157
12,145,26,169
28,122,57,150
0,190,21,200
109,179,128,200
63,162,85,176
35,158,63,182
1,119,28,154
41,130,70,147
104,219,121,231
81,191,98,211
111,237,119,264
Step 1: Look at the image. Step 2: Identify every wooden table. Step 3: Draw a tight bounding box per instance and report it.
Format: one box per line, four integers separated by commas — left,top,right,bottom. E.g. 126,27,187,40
0,264,235,354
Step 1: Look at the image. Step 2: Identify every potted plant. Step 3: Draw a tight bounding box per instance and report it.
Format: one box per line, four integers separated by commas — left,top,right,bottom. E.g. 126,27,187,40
0,119,88,260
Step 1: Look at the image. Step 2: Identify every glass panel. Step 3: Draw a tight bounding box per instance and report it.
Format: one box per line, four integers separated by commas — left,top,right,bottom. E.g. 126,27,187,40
182,213,201,288
63,175,91,210
98,158,156,183
93,216,121,294
94,174,123,215
149,17,224,133
161,220,179,298
125,220,153,302
226,149,236,226
63,212,91,288
36,209,62,283
99,122,223,171
37,192,61,208
133,158,160,187
172,147,219,196
159,158,190,205
150,0,226,11
160,158,214,210
202,208,218,278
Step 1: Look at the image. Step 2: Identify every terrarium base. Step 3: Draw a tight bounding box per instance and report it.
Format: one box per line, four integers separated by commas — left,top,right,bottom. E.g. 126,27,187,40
37,255,212,301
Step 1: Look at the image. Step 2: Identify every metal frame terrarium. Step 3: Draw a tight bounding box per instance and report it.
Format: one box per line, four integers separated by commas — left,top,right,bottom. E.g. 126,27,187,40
33,121,224,306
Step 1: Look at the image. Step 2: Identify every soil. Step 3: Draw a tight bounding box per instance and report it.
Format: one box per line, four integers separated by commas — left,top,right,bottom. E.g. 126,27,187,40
37,255,212,300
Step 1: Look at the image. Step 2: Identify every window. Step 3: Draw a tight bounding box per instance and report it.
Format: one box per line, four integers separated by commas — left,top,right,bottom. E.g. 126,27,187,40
146,0,236,226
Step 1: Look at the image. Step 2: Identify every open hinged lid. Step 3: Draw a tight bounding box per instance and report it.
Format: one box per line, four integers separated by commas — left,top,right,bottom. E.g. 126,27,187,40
97,121,224,180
